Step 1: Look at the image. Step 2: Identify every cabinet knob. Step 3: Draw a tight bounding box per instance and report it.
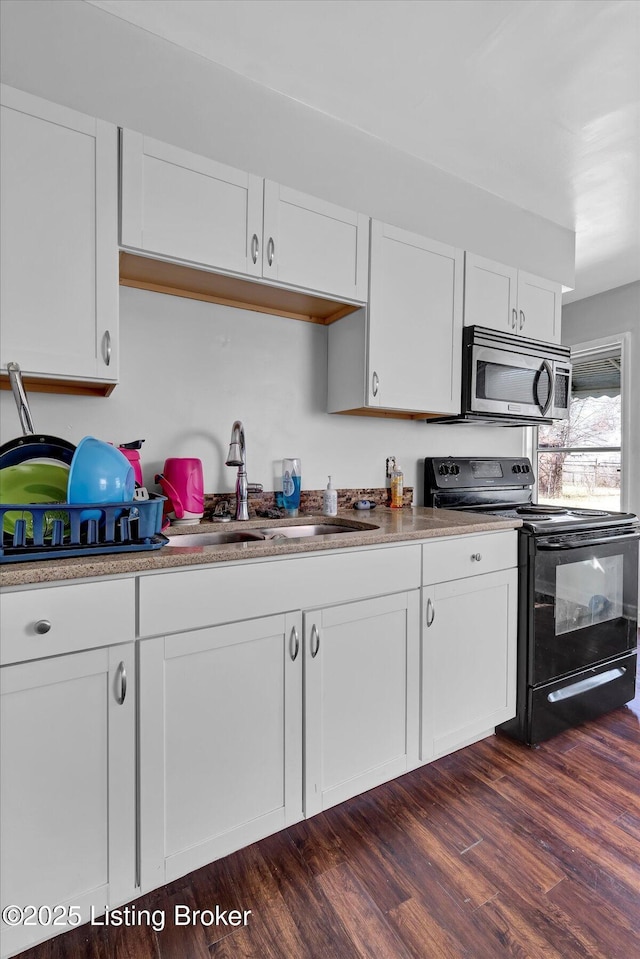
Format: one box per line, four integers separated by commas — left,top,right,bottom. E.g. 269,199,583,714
116,662,127,705
289,625,300,662
34,619,52,634
471,553,482,562
310,624,320,658
426,598,435,627
103,330,112,366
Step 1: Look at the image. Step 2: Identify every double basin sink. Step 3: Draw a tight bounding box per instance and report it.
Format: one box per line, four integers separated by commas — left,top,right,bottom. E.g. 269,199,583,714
167,519,378,549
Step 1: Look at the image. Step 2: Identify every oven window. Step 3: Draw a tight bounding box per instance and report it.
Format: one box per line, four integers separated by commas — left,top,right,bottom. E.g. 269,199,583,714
477,361,550,406
555,555,624,635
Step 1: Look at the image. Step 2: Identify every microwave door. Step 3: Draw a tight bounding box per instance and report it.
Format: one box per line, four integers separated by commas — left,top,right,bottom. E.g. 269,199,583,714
470,346,553,418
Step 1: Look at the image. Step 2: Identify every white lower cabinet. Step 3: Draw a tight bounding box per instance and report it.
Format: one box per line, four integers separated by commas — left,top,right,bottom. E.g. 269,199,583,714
0,644,136,959
304,590,420,816
421,538,518,761
139,612,303,890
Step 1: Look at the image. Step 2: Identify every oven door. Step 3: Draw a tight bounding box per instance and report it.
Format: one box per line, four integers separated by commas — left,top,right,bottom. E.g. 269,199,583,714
470,345,554,419
530,529,639,686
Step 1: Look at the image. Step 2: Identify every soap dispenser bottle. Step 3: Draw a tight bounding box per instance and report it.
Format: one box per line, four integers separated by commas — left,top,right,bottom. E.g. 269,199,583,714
390,460,404,509
323,475,338,516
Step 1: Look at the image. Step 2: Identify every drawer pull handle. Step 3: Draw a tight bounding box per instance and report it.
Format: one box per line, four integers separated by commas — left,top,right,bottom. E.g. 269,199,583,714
267,236,275,267
289,625,300,662
372,371,379,398
116,662,127,705
251,233,259,264
310,624,320,658
34,619,51,634
471,553,482,562
426,598,435,627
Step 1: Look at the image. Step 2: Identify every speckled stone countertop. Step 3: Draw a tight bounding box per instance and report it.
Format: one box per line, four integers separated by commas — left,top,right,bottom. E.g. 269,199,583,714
0,507,522,588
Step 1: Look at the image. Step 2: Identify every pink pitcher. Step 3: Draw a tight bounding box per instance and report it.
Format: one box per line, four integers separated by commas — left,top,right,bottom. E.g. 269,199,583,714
156,458,204,525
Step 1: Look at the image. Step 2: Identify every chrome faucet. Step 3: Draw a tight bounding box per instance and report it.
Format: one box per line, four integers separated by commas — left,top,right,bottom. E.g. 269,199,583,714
225,420,263,520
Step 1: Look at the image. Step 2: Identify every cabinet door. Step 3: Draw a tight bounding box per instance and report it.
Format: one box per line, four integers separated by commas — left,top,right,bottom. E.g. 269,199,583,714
0,85,118,382
304,590,420,817
0,645,136,958
368,221,463,412
463,252,518,333
516,270,562,342
421,569,517,762
262,180,369,301
139,612,302,890
120,129,263,278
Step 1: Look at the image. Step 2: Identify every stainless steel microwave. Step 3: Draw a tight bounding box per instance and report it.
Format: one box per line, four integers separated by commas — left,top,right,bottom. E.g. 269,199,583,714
429,326,571,426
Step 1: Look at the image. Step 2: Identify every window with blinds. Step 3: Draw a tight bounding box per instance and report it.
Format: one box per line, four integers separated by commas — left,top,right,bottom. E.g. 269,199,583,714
537,342,622,510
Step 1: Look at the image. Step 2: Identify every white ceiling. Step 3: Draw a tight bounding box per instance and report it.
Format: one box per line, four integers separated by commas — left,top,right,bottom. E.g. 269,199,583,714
87,0,639,303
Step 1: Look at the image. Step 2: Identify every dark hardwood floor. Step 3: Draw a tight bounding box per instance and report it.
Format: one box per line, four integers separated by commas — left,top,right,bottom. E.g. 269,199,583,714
18,690,640,959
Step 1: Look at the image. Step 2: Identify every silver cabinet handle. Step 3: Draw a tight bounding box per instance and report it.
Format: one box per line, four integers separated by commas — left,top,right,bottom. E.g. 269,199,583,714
511,308,518,330
519,309,525,331
426,598,435,627
103,330,112,366
310,624,320,658
251,233,259,264
34,619,51,634
116,662,127,705
267,237,275,267
372,371,379,397
289,625,300,662
471,553,482,562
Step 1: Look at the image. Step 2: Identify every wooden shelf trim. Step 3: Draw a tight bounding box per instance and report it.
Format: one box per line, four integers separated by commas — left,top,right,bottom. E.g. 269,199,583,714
119,252,361,325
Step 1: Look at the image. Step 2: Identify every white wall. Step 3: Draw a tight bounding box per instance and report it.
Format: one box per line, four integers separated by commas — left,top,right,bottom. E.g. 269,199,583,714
1,287,526,500
561,281,640,514
1,0,573,499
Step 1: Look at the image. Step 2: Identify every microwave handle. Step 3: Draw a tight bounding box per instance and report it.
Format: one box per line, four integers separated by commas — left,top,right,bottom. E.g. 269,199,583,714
536,359,555,416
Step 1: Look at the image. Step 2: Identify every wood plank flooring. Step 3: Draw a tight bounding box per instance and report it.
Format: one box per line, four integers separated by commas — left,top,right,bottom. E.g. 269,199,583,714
17,690,640,959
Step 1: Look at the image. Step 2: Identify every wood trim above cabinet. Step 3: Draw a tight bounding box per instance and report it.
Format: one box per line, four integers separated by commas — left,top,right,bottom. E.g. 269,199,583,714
0,373,116,397
119,252,361,326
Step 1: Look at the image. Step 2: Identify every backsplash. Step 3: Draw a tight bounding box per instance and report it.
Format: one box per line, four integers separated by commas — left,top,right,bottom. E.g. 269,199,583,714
203,487,414,520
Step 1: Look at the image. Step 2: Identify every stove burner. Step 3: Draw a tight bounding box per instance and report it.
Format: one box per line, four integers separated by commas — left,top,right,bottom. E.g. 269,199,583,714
569,509,610,517
516,505,568,515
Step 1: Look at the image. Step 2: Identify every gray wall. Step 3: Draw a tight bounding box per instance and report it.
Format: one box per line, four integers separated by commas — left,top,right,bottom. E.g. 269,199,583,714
1,0,578,498
562,281,640,514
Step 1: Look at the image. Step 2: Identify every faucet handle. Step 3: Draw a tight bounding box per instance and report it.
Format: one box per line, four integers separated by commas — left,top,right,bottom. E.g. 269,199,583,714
247,483,263,494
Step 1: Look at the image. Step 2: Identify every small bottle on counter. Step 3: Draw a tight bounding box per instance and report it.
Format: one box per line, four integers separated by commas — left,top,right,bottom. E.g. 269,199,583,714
390,461,404,509
323,475,338,516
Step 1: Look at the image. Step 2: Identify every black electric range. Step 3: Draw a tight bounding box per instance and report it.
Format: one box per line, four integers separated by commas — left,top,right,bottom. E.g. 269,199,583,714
424,456,639,745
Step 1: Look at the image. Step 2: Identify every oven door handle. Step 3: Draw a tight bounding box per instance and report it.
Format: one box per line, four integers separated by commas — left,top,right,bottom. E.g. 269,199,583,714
537,531,640,550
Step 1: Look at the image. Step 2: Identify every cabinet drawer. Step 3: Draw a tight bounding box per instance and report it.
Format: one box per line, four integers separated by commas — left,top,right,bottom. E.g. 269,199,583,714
139,545,421,637
0,580,135,665
422,531,517,585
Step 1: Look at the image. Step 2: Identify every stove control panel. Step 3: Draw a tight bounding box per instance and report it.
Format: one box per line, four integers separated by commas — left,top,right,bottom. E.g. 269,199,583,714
425,457,536,492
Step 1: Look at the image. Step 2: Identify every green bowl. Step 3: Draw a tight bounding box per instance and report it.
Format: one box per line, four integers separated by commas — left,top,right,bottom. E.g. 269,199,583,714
0,460,70,537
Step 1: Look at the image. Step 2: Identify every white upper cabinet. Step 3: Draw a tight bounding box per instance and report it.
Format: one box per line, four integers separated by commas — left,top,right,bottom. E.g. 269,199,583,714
328,221,463,417
464,252,562,343
120,131,369,303
0,85,118,387
120,130,263,278
262,181,369,301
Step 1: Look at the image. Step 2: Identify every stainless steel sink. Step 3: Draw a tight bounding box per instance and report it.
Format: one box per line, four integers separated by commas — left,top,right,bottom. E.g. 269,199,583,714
167,520,376,548
167,529,266,547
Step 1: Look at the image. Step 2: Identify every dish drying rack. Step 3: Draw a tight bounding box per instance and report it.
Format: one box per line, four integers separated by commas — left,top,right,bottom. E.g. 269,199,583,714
0,495,168,563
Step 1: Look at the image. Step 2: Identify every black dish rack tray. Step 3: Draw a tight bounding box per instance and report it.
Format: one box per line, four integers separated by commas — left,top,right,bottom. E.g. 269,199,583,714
0,494,168,563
